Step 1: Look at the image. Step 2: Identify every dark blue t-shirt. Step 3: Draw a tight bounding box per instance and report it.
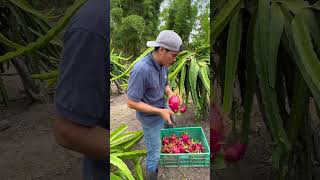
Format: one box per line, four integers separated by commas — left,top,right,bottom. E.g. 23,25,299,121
127,53,169,127
54,0,109,179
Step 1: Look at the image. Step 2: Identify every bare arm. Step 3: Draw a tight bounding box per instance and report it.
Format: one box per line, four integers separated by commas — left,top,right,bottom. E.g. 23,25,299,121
127,98,174,124
53,115,107,160
165,85,173,97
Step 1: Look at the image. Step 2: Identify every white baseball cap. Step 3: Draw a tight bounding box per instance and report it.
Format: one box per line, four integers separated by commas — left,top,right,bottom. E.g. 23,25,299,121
146,30,183,52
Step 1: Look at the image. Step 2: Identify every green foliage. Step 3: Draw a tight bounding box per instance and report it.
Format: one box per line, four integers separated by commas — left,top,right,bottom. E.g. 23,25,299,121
163,0,198,45
212,0,320,178
111,0,164,58
110,124,146,180
115,15,146,58
111,7,124,27
0,0,85,105
190,3,210,48
168,45,210,120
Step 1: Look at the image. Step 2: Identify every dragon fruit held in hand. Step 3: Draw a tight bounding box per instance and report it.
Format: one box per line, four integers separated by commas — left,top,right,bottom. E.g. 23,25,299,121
169,95,180,112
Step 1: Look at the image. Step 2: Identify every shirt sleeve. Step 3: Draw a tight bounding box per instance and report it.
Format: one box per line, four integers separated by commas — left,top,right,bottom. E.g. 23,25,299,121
127,67,145,102
54,28,106,127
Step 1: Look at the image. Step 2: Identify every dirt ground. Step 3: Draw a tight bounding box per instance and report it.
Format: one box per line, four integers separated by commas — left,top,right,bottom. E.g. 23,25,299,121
0,73,82,180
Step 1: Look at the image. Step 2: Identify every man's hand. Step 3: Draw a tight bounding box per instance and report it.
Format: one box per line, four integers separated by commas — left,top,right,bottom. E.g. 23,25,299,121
159,109,174,125
127,98,174,125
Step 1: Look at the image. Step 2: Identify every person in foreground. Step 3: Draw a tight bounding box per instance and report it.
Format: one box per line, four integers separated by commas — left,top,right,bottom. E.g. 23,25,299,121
127,30,183,179
53,0,109,179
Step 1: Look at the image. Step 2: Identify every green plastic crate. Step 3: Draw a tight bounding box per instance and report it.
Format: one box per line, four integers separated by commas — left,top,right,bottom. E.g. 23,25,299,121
159,127,210,167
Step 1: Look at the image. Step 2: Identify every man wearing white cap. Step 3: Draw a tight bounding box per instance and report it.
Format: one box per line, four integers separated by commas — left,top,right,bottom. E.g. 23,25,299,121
127,30,183,179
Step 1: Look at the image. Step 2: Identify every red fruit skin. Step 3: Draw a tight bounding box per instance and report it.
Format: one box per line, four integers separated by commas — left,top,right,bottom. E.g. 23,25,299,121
224,146,240,162
233,142,247,158
186,140,193,146
181,134,189,143
210,129,218,145
162,138,169,145
170,135,177,142
176,140,183,147
188,146,194,153
172,146,180,153
169,96,180,112
179,104,187,113
194,144,201,151
211,143,221,154
210,103,225,142
224,143,246,162
179,146,186,153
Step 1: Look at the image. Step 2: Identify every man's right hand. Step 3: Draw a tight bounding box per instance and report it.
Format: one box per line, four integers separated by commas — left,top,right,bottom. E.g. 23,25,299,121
127,98,175,124
159,109,174,125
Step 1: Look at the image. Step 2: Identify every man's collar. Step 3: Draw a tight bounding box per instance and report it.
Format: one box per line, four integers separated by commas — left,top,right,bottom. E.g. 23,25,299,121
148,53,161,71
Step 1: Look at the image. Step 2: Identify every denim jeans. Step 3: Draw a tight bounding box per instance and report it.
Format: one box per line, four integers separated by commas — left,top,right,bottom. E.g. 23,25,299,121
142,119,164,173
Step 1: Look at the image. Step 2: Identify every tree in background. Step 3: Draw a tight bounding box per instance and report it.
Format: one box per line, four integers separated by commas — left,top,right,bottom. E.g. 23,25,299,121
111,0,164,58
190,2,209,49
161,0,198,47
160,0,210,49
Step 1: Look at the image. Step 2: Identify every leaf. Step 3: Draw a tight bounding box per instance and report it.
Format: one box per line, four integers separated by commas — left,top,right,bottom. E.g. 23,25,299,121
222,10,242,114
0,0,86,63
199,63,210,93
133,158,144,180
179,65,186,99
168,56,187,80
111,47,153,81
110,172,123,180
0,33,21,49
189,58,200,109
0,32,59,67
112,150,147,160
111,131,143,147
278,0,311,14
31,70,58,80
110,124,128,143
211,0,241,41
241,13,256,144
272,147,281,169
8,0,59,20
299,10,320,60
288,69,309,143
312,1,320,10
281,7,320,112
268,2,284,88
27,27,63,47
169,52,195,80
110,147,124,154
254,0,291,151
122,133,144,151
110,155,135,180
291,15,320,108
